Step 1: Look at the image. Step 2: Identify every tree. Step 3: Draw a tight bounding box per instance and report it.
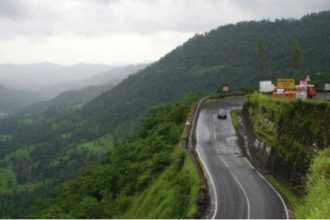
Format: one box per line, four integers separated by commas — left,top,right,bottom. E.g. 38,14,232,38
292,40,303,72
257,39,265,81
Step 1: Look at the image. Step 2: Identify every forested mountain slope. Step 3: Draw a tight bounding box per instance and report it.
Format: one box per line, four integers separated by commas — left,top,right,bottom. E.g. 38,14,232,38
83,11,330,138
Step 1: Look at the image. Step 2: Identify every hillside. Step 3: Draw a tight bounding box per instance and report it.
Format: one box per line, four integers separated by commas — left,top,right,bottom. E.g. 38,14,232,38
83,11,330,138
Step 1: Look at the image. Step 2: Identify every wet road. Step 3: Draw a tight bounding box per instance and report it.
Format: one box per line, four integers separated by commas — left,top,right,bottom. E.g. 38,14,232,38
196,98,288,219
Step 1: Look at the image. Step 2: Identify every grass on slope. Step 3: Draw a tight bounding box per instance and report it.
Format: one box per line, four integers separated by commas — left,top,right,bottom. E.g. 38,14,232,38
0,167,16,192
119,147,201,219
76,134,113,154
295,148,330,218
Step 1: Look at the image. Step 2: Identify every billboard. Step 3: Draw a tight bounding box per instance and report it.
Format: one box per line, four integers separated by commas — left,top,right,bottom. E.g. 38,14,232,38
325,84,330,91
260,81,274,93
277,79,295,89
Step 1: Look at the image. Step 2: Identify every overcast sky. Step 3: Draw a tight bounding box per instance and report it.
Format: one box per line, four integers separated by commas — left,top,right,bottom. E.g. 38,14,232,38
0,0,329,65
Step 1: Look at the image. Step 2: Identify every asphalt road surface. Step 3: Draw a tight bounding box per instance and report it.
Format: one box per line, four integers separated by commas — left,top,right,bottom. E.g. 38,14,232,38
196,97,288,219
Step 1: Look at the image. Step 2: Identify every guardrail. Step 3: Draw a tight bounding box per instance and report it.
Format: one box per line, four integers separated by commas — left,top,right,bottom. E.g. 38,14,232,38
182,96,210,218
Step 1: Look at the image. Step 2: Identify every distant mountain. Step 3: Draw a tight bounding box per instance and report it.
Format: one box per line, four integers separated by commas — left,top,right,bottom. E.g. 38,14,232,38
0,63,147,116
0,62,112,90
0,85,43,118
23,84,114,116
83,64,149,86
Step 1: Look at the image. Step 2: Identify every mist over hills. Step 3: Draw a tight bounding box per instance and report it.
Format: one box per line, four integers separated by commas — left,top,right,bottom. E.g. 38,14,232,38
0,63,147,117
0,62,112,90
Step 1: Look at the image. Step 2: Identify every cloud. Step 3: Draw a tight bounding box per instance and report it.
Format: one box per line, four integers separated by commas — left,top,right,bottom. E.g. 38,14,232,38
0,0,329,38
0,0,329,64
0,0,29,19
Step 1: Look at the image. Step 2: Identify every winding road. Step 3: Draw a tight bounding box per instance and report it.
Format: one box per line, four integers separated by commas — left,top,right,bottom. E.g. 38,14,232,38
196,97,288,219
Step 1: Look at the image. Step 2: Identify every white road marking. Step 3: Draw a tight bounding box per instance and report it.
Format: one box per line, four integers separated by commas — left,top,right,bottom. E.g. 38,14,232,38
216,110,251,219
256,172,289,219
231,171,251,219
219,155,251,219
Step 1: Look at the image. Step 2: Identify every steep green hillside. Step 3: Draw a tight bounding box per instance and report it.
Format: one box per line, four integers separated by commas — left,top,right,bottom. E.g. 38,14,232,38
243,94,330,185
26,95,201,218
83,11,330,138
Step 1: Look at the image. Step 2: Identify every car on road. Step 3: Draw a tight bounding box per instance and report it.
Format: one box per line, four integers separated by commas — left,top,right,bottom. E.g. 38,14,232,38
217,109,227,119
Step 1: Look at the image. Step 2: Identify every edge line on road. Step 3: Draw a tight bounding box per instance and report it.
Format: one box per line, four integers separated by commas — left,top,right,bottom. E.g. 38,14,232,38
196,147,218,219
256,171,289,219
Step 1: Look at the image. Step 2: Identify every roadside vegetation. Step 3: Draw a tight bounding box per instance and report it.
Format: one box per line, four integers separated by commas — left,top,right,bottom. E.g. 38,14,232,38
27,95,202,218
230,109,241,130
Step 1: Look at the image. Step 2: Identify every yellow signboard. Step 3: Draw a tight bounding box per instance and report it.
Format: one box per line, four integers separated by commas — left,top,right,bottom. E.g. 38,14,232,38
277,79,295,89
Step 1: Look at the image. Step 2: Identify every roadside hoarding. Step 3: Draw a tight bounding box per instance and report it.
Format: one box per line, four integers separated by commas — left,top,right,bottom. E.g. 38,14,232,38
259,81,274,93
277,79,295,89
325,84,330,91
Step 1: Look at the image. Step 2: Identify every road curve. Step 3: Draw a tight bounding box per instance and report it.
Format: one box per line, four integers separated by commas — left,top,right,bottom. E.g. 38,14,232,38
196,97,288,219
